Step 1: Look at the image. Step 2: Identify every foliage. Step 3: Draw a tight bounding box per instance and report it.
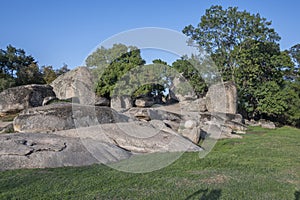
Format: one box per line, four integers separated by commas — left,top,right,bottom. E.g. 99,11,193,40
42,65,70,84
42,66,58,84
183,5,300,126
0,127,299,199
233,39,294,119
183,5,280,82
0,45,71,91
86,44,145,98
0,45,44,91
171,57,207,97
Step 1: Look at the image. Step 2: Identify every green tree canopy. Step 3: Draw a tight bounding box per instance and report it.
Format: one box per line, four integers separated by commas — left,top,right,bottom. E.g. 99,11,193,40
183,5,300,126
0,45,44,91
183,5,280,81
86,44,145,98
171,57,207,97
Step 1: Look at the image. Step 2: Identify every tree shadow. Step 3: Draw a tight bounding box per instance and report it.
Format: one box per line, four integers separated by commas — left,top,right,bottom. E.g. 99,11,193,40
185,188,222,200
295,191,300,200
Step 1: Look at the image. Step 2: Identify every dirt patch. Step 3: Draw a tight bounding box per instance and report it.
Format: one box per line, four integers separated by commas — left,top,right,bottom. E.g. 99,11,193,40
201,174,229,184
246,131,267,135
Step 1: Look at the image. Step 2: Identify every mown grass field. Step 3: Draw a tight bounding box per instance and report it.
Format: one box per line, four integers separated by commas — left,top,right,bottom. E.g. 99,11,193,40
0,126,299,199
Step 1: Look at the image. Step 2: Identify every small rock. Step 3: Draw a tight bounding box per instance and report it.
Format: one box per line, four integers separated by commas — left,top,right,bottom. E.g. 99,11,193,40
135,98,155,108
260,120,276,129
94,96,110,107
184,120,197,129
181,127,200,144
42,96,58,106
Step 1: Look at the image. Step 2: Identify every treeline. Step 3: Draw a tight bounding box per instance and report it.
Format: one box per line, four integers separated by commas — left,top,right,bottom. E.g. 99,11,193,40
86,6,300,127
182,5,300,126
0,45,69,92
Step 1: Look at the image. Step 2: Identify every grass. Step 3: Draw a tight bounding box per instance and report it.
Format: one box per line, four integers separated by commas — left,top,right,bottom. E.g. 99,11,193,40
0,126,299,199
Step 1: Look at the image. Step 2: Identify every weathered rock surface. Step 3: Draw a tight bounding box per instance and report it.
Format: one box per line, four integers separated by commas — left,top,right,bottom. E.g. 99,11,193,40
13,103,130,133
135,98,155,108
201,122,242,139
179,127,200,144
42,96,58,106
0,84,56,116
126,107,182,123
260,120,276,129
54,121,203,153
94,96,110,107
50,67,96,105
152,103,247,140
181,98,207,112
111,95,133,112
0,132,131,170
205,81,237,114
0,121,13,133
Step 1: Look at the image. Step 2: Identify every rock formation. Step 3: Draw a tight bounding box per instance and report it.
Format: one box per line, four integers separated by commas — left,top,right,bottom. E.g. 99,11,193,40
0,132,131,171
0,84,56,116
110,95,133,111
50,67,101,105
0,66,251,171
13,103,130,133
205,81,237,114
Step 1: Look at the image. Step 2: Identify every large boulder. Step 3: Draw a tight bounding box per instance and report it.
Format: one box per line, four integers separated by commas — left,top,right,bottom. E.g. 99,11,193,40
54,121,203,154
111,95,133,112
0,84,56,116
135,97,155,108
168,75,197,102
180,98,207,112
50,67,97,105
0,132,131,170
13,103,130,133
205,81,237,114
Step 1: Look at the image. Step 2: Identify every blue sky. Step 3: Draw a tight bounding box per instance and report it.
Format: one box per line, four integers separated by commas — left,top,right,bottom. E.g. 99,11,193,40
1,0,300,69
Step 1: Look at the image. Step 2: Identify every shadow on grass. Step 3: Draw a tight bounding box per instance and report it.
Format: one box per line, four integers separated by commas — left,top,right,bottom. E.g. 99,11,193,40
295,191,300,200
185,189,221,200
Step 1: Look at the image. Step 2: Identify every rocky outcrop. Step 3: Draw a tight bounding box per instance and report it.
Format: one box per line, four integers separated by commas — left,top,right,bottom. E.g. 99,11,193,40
0,132,131,170
95,96,110,107
180,98,207,112
50,67,96,105
13,103,130,133
245,119,276,129
125,107,182,122
0,121,13,133
0,84,56,116
42,96,58,106
111,95,133,112
135,97,155,108
205,81,237,114
54,121,203,154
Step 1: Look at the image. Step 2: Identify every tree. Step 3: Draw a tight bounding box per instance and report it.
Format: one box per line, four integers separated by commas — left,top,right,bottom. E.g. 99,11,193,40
288,44,300,80
56,64,70,76
183,5,280,81
42,66,58,84
16,62,44,85
171,57,207,97
182,5,300,126
87,44,145,98
41,64,71,84
0,45,44,91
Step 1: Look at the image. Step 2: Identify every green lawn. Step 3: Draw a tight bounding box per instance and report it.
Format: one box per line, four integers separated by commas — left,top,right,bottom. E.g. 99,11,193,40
0,126,299,199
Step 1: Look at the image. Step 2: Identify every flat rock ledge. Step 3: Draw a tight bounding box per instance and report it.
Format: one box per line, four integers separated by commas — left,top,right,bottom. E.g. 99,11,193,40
0,121,203,171
0,132,131,171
